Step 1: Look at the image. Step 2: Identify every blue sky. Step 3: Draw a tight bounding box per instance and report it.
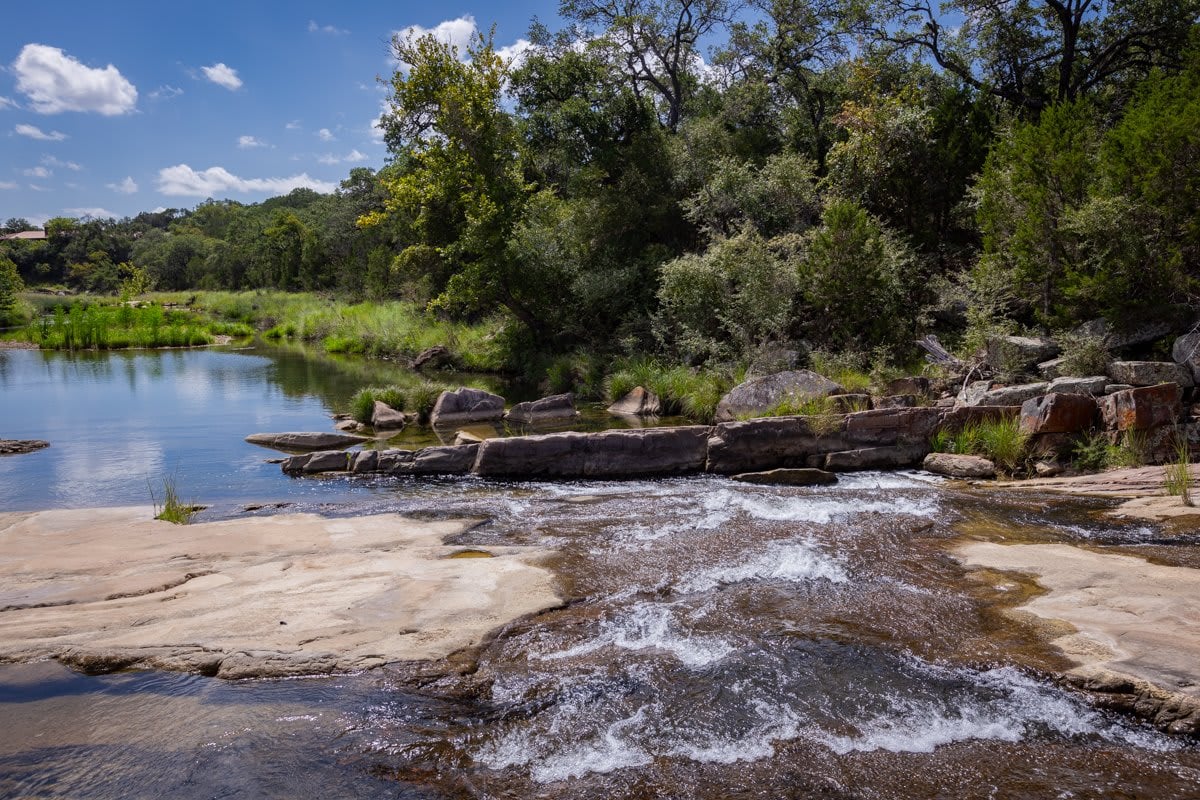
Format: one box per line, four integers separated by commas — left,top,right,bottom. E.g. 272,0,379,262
0,1,558,226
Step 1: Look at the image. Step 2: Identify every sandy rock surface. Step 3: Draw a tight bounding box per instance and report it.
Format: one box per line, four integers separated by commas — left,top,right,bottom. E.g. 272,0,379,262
0,508,559,678
957,541,1200,733
992,464,1200,522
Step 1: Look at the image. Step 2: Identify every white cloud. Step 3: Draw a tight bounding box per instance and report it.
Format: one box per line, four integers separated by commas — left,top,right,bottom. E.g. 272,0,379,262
107,176,138,194
156,164,337,197
0,181,17,190
15,123,67,141
317,149,368,165
201,63,242,91
65,207,117,220
238,135,267,149
149,85,183,101
23,166,51,178
308,20,348,35
394,15,478,57
286,119,302,130
42,155,82,171
0,96,15,110
13,44,138,115
28,184,49,191
316,127,335,141
497,39,533,66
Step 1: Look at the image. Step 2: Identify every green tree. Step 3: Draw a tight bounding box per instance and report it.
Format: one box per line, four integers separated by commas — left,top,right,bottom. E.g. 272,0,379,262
0,255,24,324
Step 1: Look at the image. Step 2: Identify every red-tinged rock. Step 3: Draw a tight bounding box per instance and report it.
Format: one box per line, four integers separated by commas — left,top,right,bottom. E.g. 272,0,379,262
1098,383,1183,432
1020,393,1098,435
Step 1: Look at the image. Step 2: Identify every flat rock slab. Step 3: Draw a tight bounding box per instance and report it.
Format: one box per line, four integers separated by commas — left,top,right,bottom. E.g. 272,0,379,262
957,541,1200,733
0,508,559,678
732,468,838,486
245,432,368,452
994,465,1200,497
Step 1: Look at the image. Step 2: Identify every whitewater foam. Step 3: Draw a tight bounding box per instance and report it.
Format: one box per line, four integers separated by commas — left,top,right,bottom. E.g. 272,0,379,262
678,540,849,593
537,602,736,667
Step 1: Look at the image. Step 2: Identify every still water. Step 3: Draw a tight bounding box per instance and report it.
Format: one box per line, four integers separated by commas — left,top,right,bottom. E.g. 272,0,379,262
1,347,1199,798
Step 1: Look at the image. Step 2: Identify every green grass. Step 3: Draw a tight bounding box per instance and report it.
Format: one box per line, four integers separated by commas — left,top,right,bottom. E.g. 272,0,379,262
22,301,218,350
1072,430,1147,471
150,476,201,524
932,418,1030,474
1164,430,1194,506
350,381,451,424
604,358,737,423
153,290,505,371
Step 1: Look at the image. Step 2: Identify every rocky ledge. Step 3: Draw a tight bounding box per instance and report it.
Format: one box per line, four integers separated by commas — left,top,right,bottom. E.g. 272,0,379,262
958,541,1200,735
0,508,559,678
0,440,49,455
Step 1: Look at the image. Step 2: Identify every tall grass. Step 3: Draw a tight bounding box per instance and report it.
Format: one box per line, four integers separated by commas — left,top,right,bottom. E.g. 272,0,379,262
23,301,216,350
1072,430,1148,471
149,476,201,524
351,380,452,424
156,291,505,371
604,358,737,423
1164,430,1194,506
931,418,1030,473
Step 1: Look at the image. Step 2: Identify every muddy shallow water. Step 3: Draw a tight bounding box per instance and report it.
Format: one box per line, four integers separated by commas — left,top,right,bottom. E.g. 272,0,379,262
3,473,1199,799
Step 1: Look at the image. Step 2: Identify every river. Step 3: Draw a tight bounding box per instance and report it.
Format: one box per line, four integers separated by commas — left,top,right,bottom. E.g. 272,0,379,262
2,345,1198,798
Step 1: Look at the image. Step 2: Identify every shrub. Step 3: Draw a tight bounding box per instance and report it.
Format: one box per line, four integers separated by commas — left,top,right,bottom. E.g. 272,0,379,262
1055,332,1110,376
1164,430,1194,506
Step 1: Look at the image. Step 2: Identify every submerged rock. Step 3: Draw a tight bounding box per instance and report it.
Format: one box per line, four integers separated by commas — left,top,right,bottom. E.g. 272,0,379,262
0,439,49,455
505,393,579,424
245,432,367,452
732,468,838,486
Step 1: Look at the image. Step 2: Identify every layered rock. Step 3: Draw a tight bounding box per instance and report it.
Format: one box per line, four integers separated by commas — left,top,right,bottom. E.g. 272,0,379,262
1020,393,1098,435
958,382,1050,407
429,387,506,426
986,335,1059,375
1108,361,1194,389
1047,375,1108,396
474,427,710,479
504,393,579,424
1173,331,1200,383
714,370,843,422
1098,384,1183,432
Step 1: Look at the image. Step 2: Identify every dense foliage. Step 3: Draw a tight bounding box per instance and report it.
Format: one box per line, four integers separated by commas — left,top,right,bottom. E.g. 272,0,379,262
4,2,1198,380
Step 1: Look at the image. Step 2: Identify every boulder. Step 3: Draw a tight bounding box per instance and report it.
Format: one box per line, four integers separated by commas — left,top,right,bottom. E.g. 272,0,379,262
938,405,1021,433
1107,361,1194,389
246,432,368,452
1037,357,1068,380
1075,318,1175,351
1098,383,1183,432
411,345,454,371
821,444,928,471
885,376,931,397
922,453,997,479
986,335,1059,375
732,468,838,486
607,386,661,416
280,450,352,475
714,370,843,422
335,419,359,432
474,427,710,479
958,381,993,406
1019,393,1098,435
958,382,1050,407
371,401,407,431
1172,331,1200,383
1047,375,1108,395
350,450,378,473
429,387,506,426
505,393,579,424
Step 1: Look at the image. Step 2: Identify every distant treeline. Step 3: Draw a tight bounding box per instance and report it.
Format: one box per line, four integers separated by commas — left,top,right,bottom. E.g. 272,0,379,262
4,0,1199,370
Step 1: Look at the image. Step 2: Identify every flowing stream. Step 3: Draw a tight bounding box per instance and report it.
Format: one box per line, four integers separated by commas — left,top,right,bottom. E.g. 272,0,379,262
2,346,1199,798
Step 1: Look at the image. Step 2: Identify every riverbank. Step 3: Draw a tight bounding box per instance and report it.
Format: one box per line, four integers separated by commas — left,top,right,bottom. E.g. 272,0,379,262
992,464,1200,525
0,507,560,678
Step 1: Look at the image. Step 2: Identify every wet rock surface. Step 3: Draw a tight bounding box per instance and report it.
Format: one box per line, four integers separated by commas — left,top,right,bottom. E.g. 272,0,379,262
0,440,49,455
245,432,368,452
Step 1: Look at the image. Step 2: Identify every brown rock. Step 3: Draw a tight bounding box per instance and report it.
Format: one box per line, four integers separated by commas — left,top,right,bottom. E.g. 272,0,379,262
505,393,579,424
731,468,838,486
429,387,506,426
822,444,928,471
0,440,49,455
371,401,408,430
411,345,454,371
474,427,710,479
246,432,367,452
922,452,997,479
607,386,662,416
885,376,931,396
874,394,917,409
1098,383,1183,432
828,393,873,413
1019,393,1098,435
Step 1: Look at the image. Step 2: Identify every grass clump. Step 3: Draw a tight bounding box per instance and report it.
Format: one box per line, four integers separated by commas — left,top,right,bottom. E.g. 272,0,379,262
1164,430,1194,506
932,417,1030,474
604,359,735,423
23,301,215,350
1072,430,1147,471
351,381,448,424
150,476,201,524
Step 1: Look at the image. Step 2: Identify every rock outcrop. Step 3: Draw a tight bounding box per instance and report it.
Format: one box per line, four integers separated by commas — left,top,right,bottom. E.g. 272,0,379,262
714,370,843,422
1108,361,1194,389
1019,393,1098,435
986,335,1059,375
607,386,662,416
1098,383,1183,432
958,381,1050,407
0,440,49,455
245,432,367,452
504,393,579,424
429,387,506,426
474,427,710,479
